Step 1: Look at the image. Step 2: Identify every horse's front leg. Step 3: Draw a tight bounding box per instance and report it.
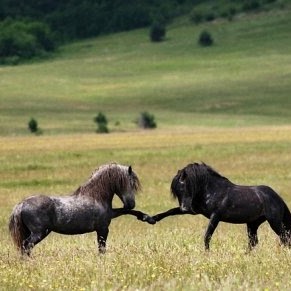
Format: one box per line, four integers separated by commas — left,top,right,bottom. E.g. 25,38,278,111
153,207,193,222
112,208,156,224
97,227,109,254
204,213,220,251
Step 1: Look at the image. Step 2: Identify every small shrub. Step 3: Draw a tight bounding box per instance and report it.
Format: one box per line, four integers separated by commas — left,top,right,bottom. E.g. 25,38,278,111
220,7,237,21
28,118,38,133
190,9,204,24
242,0,261,11
205,11,216,22
138,112,157,129
190,6,216,24
96,123,109,133
198,30,213,47
150,22,166,42
94,112,109,133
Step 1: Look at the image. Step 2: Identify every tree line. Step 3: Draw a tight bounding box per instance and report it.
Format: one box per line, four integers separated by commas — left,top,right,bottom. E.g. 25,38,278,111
0,0,280,64
0,0,195,64
0,0,193,40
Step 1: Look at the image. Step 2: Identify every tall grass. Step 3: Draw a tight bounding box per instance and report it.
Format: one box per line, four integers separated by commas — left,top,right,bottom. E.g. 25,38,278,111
1,4,291,290
1,127,291,290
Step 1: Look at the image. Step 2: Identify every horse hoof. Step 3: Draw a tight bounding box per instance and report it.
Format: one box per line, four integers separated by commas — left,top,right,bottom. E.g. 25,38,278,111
146,216,156,224
98,247,106,254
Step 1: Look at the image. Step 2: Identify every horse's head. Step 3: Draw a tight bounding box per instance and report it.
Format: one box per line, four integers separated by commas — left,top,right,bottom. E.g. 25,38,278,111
171,169,194,213
116,166,141,210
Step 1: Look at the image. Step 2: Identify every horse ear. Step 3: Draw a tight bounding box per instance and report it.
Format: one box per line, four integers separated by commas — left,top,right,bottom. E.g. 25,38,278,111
128,166,132,175
179,170,187,184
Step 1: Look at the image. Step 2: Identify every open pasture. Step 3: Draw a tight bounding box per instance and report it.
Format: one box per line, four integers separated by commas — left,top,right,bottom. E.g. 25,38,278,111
1,4,291,290
1,127,291,290
1,7,291,135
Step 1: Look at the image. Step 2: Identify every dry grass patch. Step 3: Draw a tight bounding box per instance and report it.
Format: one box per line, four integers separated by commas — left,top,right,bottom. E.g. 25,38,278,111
1,126,291,289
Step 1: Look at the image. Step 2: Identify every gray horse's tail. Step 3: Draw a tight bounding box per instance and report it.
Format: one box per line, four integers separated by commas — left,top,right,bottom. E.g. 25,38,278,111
9,202,26,251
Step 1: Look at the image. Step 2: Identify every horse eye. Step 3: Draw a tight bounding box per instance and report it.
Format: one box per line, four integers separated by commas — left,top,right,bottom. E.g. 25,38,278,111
130,178,135,187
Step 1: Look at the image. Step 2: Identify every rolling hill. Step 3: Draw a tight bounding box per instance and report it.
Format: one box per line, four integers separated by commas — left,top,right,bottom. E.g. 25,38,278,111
1,5,291,135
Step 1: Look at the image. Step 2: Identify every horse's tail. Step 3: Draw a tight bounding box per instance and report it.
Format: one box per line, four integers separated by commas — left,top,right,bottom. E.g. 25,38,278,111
282,202,291,232
9,202,26,251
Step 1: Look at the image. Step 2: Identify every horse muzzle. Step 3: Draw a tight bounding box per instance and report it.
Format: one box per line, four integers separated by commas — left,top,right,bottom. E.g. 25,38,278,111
180,204,193,213
180,198,193,213
123,199,135,210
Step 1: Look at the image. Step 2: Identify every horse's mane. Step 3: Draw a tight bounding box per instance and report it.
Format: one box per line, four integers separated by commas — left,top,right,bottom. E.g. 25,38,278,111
171,162,228,199
72,162,141,201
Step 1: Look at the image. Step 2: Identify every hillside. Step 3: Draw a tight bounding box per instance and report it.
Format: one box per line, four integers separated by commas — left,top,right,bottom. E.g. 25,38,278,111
1,5,291,136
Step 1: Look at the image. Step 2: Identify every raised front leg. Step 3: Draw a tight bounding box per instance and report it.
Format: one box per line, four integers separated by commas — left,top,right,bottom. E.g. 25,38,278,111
97,228,109,254
153,207,193,222
204,213,220,251
112,208,156,224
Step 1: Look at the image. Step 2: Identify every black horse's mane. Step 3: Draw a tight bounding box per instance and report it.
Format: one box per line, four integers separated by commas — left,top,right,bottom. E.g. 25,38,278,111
171,162,229,199
201,163,228,180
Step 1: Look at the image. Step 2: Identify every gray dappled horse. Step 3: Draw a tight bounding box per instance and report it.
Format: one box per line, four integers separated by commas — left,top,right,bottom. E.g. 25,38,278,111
9,163,155,256
153,162,291,250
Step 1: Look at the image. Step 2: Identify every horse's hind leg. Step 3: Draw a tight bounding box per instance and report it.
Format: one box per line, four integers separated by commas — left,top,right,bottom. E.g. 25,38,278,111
22,230,50,256
247,217,265,250
97,228,109,254
266,217,288,246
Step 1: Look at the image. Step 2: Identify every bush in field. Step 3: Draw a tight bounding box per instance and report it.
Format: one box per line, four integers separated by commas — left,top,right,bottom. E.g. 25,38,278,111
138,112,157,129
0,19,56,64
242,0,261,11
150,22,166,42
94,112,109,133
28,118,38,133
190,6,216,24
220,7,237,21
198,30,213,47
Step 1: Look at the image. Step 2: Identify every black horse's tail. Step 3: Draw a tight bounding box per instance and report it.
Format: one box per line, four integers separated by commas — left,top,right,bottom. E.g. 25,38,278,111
9,202,26,252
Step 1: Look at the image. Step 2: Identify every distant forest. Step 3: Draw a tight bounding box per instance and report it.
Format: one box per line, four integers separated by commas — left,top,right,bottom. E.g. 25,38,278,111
0,0,280,63
0,0,196,40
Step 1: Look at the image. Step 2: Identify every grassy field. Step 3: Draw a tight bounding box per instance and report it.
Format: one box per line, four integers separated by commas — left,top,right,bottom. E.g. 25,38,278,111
1,4,291,291
1,127,291,290
1,6,291,135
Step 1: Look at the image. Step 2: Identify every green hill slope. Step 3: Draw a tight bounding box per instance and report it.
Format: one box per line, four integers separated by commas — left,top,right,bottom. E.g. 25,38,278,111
1,7,291,135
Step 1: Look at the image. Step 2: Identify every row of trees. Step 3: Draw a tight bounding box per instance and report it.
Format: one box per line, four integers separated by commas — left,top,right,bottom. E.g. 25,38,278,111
0,0,279,41
0,0,280,63
0,0,188,63
0,18,55,64
0,0,190,40
190,0,278,24
28,112,157,135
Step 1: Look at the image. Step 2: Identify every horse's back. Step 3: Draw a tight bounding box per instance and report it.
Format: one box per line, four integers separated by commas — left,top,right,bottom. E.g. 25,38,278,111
22,194,53,210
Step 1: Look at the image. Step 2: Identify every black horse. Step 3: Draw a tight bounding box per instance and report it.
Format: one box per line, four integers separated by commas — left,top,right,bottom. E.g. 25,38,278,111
9,163,155,256
153,162,291,250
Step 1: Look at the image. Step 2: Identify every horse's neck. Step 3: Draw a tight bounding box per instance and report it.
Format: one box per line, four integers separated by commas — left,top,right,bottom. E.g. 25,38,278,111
74,184,115,206
206,175,233,194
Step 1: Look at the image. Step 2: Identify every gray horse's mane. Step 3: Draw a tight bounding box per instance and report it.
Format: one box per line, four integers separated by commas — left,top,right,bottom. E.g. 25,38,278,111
73,162,141,201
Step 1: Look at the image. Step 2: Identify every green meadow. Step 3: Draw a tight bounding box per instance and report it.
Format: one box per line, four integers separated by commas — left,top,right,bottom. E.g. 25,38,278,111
1,6,291,135
1,4,291,290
